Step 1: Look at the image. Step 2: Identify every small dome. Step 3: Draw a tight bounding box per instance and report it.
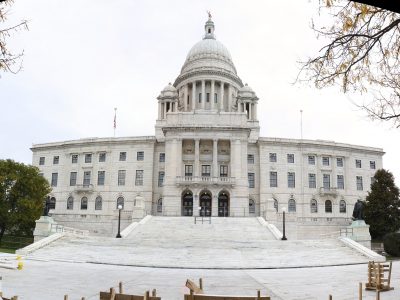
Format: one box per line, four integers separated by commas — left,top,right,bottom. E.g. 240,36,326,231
238,84,257,98
158,83,178,99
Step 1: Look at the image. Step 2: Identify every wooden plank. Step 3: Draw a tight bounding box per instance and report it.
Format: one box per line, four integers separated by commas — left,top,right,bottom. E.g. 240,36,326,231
183,294,270,300
186,279,203,294
100,292,161,300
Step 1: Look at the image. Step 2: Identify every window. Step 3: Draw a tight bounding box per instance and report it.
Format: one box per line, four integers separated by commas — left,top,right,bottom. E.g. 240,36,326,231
308,173,316,188
220,165,228,177
83,171,91,186
206,93,210,102
310,199,318,213
53,156,59,165
269,153,277,162
214,93,218,103
39,157,45,165
337,175,344,190
339,200,346,213
371,177,376,186
356,176,363,190
337,157,344,167
248,173,255,188
322,157,330,166
355,159,362,168
49,197,56,209
288,198,296,212
71,154,78,164
116,197,124,209
370,161,376,169
158,171,165,187
249,199,255,214
323,174,330,190
185,165,193,177
80,197,88,210
288,172,295,188
118,170,126,186
247,154,254,164
137,151,144,161
85,153,92,163
135,170,144,186
70,172,77,186
308,155,315,165
202,165,211,177
273,199,278,212
325,200,332,213
99,152,106,162
119,152,127,161
287,154,294,163
270,171,278,187
97,171,105,186
67,196,73,210
157,198,163,213
159,153,165,162
95,196,102,210
51,173,58,187
198,93,202,103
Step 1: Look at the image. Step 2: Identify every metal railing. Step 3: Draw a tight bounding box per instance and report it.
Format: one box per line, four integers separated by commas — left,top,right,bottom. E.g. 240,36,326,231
340,227,354,237
194,216,211,224
50,223,89,236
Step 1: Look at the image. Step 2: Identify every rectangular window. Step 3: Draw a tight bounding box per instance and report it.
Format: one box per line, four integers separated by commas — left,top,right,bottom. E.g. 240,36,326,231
198,93,202,103
308,155,315,165
119,152,126,161
98,171,105,186
137,151,144,161
206,93,210,102
323,174,330,190
371,177,376,185
39,157,45,165
220,165,228,177
135,170,144,186
158,171,165,187
159,153,165,162
288,172,295,188
337,175,344,190
370,161,376,169
356,176,363,191
355,159,362,168
118,170,126,186
270,171,278,187
322,157,330,166
308,173,316,188
70,172,77,186
85,153,92,163
201,165,211,177
71,154,78,164
269,153,277,162
337,157,344,167
185,165,193,177
247,154,254,164
287,154,294,163
248,173,255,188
53,156,59,165
51,173,58,187
214,93,218,103
99,152,106,162
83,171,91,186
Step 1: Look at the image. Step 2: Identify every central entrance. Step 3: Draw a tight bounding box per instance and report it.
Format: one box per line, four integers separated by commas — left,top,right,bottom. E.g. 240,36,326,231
182,190,193,216
199,190,212,217
218,191,229,217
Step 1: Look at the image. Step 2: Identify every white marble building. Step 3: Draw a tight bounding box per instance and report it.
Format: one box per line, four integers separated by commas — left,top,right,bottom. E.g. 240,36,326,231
31,16,383,235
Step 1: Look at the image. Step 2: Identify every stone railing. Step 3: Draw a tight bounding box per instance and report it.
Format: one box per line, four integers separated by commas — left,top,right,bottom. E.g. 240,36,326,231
176,176,235,186
319,187,338,197
74,184,94,193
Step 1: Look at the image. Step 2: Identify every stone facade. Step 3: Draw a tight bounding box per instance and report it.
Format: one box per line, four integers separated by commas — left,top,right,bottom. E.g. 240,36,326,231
31,16,384,235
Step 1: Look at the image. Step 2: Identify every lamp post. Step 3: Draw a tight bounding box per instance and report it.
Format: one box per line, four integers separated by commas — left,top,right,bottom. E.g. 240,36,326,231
281,207,287,240
116,204,123,238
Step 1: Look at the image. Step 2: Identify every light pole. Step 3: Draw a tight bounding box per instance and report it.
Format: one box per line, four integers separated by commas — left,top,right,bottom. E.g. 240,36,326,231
116,204,122,238
281,207,287,240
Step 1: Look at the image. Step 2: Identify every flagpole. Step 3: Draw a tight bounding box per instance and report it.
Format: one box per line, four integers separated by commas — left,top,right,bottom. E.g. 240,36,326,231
113,107,117,137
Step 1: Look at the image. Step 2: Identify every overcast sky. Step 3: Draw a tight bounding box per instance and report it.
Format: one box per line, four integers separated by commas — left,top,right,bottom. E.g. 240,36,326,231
1,0,399,185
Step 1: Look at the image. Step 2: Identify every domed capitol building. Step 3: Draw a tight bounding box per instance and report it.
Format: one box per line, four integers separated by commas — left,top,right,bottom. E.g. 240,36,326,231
31,16,384,236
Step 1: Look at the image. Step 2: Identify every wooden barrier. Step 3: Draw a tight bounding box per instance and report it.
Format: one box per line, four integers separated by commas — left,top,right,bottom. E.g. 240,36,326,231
183,293,270,300
99,282,161,300
365,261,394,292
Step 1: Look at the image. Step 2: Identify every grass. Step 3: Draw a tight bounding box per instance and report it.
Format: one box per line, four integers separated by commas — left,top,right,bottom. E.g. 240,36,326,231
0,247,16,254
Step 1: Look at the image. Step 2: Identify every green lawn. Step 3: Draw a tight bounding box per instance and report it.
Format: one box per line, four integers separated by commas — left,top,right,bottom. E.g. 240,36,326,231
0,247,16,254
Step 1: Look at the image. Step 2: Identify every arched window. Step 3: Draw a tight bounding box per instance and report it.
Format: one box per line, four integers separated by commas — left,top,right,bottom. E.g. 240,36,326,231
117,196,124,209
310,199,318,213
67,196,74,210
157,198,163,213
288,198,296,212
325,200,332,213
339,200,346,213
49,197,56,209
249,199,255,214
81,197,88,210
95,196,102,210
273,198,278,212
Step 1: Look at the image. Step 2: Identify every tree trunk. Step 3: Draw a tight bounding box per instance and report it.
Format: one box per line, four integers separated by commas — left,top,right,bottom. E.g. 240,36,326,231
0,225,6,244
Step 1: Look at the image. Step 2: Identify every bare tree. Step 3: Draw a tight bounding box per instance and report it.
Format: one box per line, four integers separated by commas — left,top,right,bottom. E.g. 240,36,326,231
298,1,400,127
0,0,27,74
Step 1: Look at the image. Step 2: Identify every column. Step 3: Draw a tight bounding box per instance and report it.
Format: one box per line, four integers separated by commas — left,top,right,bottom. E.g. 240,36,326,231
163,103,167,119
192,82,196,111
249,102,252,120
220,82,224,111
194,139,200,178
184,84,188,111
213,139,218,178
158,103,161,119
201,80,205,109
211,80,215,110
253,102,257,120
228,85,232,112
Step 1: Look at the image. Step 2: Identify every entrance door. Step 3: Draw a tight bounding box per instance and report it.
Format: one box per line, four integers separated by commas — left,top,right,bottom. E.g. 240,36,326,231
199,191,212,217
218,193,229,217
182,192,193,216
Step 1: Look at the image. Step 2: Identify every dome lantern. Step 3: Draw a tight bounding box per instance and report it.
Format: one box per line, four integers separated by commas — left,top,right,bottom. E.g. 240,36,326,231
204,11,215,40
